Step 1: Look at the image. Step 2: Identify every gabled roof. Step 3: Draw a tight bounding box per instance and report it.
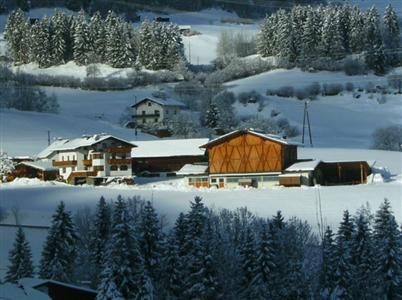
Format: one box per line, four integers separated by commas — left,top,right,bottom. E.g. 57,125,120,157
0,282,51,300
37,134,136,159
285,160,321,172
18,161,58,171
200,129,300,148
177,163,208,176
131,138,208,158
19,278,97,295
131,97,186,108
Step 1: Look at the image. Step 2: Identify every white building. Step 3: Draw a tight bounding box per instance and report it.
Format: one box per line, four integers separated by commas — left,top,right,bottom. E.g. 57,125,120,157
36,134,136,185
131,97,186,127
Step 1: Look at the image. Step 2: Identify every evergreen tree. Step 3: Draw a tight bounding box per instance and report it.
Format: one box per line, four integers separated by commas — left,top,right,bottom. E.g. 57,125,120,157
320,226,337,299
350,213,376,299
89,196,111,288
16,0,29,12
39,201,78,282
349,6,366,53
73,10,92,65
139,201,162,281
204,100,220,129
333,210,354,299
301,8,320,58
383,5,401,66
173,212,187,257
239,227,257,299
97,196,150,299
5,227,34,283
320,7,345,59
252,223,275,298
51,11,69,65
257,13,278,57
4,9,30,64
275,9,296,61
365,6,386,74
162,235,182,298
89,11,106,63
373,199,402,299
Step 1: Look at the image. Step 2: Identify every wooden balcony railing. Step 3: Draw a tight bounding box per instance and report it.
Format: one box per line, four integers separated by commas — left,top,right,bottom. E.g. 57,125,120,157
104,146,132,153
83,159,92,167
52,160,77,167
108,158,132,164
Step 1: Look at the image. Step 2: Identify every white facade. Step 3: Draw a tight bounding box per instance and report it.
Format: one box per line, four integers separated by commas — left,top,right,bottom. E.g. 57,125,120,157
131,97,185,126
37,134,134,184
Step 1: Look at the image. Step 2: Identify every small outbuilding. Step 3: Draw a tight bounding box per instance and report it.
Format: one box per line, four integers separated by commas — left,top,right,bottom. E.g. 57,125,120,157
177,163,209,188
15,161,59,181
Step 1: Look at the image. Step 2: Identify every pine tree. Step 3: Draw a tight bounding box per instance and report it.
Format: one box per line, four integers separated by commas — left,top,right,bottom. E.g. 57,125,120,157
350,213,376,299
162,235,182,298
0,152,14,180
89,196,111,288
383,5,401,66
365,6,386,74
320,226,337,299
257,13,278,57
139,201,162,281
31,17,53,68
51,11,69,65
333,210,354,299
5,227,34,283
4,9,30,64
349,6,366,53
373,199,402,299
73,9,92,65
89,11,106,63
97,196,150,299
320,7,345,59
205,100,220,129
252,223,275,298
239,227,257,299
275,9,296,61
301,8,320,58
39,201,78,282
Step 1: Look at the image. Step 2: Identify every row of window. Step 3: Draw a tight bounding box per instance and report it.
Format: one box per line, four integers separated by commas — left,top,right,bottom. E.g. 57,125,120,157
110,165,129,171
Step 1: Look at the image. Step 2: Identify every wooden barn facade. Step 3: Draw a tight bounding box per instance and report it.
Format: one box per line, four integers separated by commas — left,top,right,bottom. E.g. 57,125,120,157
200,129,299,188
14,161,59,181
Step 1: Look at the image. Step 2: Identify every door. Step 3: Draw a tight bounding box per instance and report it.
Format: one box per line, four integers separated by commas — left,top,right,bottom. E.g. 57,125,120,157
219,178,225,188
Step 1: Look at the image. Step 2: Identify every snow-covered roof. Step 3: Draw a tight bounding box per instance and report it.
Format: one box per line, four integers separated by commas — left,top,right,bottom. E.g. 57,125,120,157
0,282,51,300
37,134,136,159
177,163,208,175
285,160,321,172
19,278,97,295
201,129,300,148
131,97,186,108
131,138,208,158
18,161,58,171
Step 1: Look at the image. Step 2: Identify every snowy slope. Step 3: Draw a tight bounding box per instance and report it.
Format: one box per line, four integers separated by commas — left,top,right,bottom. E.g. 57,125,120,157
228,68,402,149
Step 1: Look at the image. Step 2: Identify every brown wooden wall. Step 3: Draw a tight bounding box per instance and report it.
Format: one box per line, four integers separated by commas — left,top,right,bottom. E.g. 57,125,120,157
133,155,207,173
207,133,297,174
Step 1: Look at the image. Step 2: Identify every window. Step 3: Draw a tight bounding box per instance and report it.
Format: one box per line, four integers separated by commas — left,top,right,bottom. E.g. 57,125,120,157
92,153,104,159
84,166,88,170
121,154,126,159
174,110,177,115
166,110,169,115
120,165,128,171
62,168,66,173
61,156,64,161
83,154,87,160
142,110,146,115
219,178,224,183
142,118,146,124
72,167,76,171
154,118,158,122
211,178,217,183
148,102,152,106
155,110,159,115
110,165,118,171
94,166,104,172
72,155,75,160
111,153,116,159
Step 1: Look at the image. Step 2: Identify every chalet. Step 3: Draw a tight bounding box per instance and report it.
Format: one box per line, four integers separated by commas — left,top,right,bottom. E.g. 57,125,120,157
131,138,208,175
36,134,136,185
131,97,186,127
199,129,299,188
14,161,59,181
20,278,97,300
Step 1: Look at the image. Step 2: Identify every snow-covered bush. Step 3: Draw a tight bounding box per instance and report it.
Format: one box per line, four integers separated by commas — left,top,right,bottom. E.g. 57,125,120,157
276,86,294,98
238,90,262,105
237,116,279,134
305,82,321,98
345,82,354,92
372,125,402,151
322,83,344,96
0,152,14,181
343,58,367,76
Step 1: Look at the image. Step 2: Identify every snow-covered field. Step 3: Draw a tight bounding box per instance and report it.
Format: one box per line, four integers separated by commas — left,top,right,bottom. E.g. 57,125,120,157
0,147,401,279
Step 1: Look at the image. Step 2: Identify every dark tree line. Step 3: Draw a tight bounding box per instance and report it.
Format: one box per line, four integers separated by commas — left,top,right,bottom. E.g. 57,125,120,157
4,9,183,70
4,197,402,299
257,4,401,74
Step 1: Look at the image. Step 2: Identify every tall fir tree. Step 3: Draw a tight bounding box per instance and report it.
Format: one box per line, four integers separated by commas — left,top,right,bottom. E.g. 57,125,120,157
89,196,111,288
320,7,345,59
97,196,151,299
349,6,366,53
301,8,320,58
204,100,220,129
73,9,92,65
320,226,337,299
89,11,106,63
373,199,402,299
162,234,183,299
4,9,30,64
51,11,69,65
350,213,377,299
39,201,78,282
5,227,34,283
383,5,401,66
239,227,257,299
333,210,354,299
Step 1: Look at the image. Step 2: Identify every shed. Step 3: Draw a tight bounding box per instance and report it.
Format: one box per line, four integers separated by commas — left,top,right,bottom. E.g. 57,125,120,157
177,163,209,188
284,159,321,186
315,160,370,185
15,161,59,181
131,138,208,173
279,173,302,187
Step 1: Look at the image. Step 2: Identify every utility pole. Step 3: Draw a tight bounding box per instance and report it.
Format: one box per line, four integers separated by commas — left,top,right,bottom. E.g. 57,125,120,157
134,95,138,138
302,101,313,147
188,41,191,64
47,130,51,146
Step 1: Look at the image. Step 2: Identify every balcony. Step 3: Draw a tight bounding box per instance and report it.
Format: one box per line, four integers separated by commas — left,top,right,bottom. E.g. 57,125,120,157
108,158,132,165
83,159,92,167
52,160,77,167
104,146,132,153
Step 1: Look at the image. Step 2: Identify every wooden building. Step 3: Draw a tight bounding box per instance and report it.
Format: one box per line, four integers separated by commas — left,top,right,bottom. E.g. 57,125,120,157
14,161,59,181
132,138,208,175
200,129,299,188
